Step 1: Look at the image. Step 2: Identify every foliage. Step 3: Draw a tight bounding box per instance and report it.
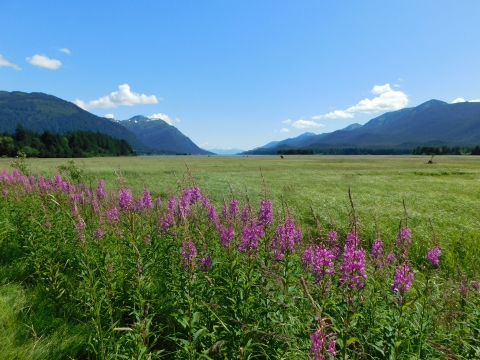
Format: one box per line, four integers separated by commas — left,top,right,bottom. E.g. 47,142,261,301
0,91,147,150
1,163,479,359
0,125,136,158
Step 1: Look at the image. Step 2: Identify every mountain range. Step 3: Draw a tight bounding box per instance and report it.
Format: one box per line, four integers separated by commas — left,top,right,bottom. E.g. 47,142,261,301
0,91,211,155
244,100,480,154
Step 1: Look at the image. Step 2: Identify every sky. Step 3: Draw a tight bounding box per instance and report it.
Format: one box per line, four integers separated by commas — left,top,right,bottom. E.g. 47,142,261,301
1,1,480,150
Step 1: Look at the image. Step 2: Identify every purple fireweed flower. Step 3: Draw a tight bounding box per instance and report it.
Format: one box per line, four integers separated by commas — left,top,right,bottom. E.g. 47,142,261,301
328,230,337,245
119,189,135,211
75,220,85,234
85,188,91,197
339,244,367,289
257,200,273,227
178,196,191,218
54,174,63,188
155,196,162,207
218,224,235,248
43,221,51,227
137,267,143,273
61,181,70,193
118,189,135,211
106,207,119,223
371,239,384,268
167,197,176,211
425,247,441,266
96,180,107,199
139,189,153,210
145,234,151,244
229,199,239,215
472,282,480,291
200,196,210,207
239,221,264,254
392,263,414,295
93,228,104,240
198,256,212,271
396,227,412,247
182,187,202,205
2,189,8,196
25,184,33,194
241,206,250,223
181,241,197,269
387,253,396,264
160,212,174,232
270,218,302,260
207,205,219,225
302,244,335,281
310,318,337,360
345,232,359,248
222,204,228,219
74,193,83,203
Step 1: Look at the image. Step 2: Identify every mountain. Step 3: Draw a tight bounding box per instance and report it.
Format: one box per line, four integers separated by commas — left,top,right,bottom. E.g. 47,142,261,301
244,100,480,154
119,116,213,155
204,148,245,155
0,91,147,150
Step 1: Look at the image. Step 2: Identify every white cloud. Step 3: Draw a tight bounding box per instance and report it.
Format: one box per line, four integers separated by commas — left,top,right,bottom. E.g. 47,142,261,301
393,84,400,87
345,85,408,114
371,84,392,94
104,114,115,119
280,128,290,132
148,112,180,126
26,54,62,70
74,84,159,110
292,120,325,129
0,54,21,70
282,119,292,124
59,48,71,55
470,99,480,102
452,98,466,103
323,110,355,119
311,84,409,121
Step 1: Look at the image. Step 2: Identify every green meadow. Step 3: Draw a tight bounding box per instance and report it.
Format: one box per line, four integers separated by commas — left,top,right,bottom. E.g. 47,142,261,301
1,155,479,359
2,154,479,275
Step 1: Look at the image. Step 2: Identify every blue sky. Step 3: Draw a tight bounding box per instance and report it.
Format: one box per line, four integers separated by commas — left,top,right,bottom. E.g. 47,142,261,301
1,1,480,150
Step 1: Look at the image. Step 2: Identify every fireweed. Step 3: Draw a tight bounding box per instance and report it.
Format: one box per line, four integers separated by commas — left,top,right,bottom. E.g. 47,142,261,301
0,169,478,359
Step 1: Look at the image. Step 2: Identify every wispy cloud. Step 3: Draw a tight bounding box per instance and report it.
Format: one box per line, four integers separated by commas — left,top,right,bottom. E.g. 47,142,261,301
280,128,290,132
26,54,62,69
75,84,159,110
104,114,115,119
311,84,408,120
147,112,180,126
291,120,325,129
59,48,71,55
452,97,480,103
0,54,21,70
282,119,292,124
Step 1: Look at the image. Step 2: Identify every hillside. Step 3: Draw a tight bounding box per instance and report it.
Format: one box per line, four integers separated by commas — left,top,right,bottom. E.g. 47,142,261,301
0,91,149,150
245,100,480,154
119,116,213,155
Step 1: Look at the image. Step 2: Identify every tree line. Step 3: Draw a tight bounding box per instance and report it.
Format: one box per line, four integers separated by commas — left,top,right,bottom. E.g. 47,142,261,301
0,124,136,158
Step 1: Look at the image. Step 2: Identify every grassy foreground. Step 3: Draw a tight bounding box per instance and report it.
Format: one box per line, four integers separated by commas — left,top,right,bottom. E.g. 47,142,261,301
2,154,479,275
0,155,479,359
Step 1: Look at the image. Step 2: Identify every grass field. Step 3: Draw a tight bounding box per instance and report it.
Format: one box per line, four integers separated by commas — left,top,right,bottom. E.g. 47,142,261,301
1,155,480,359
2,154,479,275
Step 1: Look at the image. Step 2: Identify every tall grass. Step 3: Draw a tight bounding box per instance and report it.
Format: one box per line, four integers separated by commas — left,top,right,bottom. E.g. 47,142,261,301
1,160,479,359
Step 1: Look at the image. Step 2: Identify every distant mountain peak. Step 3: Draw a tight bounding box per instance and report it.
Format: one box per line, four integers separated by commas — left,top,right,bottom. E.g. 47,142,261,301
298,132,316,138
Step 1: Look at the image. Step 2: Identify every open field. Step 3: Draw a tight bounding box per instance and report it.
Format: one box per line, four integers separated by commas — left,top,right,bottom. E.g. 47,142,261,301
2,154,479,275
1,155,480,359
